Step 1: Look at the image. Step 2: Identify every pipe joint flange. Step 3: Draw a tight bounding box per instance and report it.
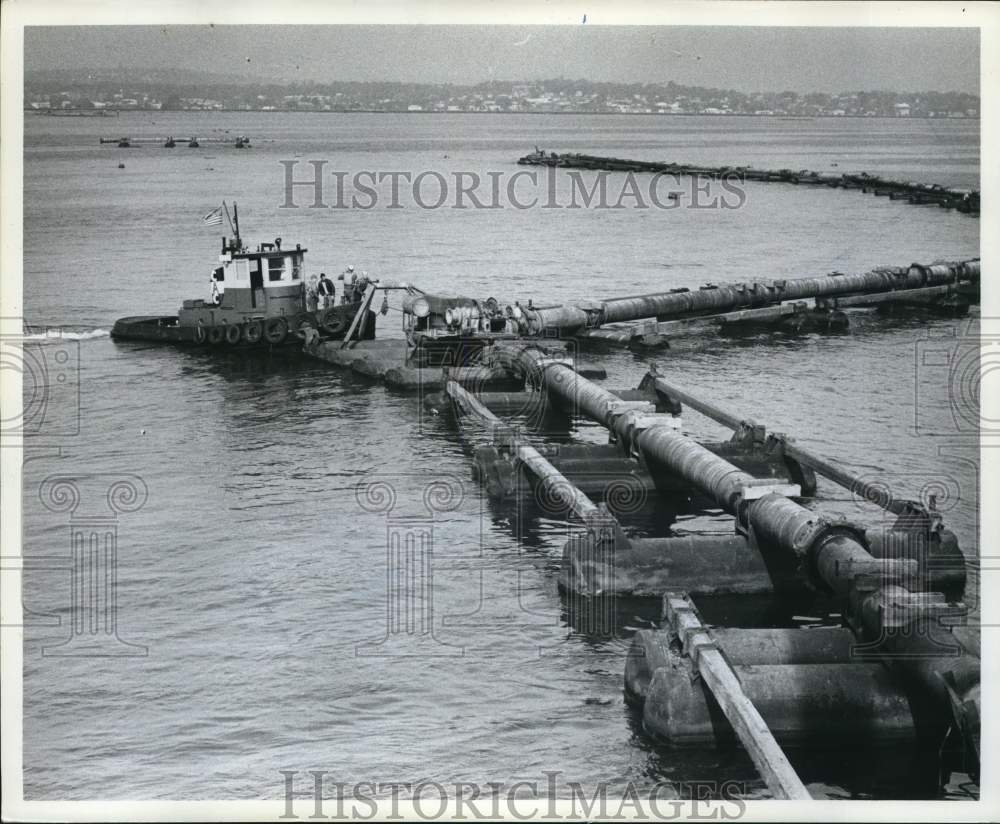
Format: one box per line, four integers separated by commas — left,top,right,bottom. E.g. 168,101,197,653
801,518,872,590
812,519,872,553
617,410,682,459
908,262,931,285
531,358,574,390
585,308,605,329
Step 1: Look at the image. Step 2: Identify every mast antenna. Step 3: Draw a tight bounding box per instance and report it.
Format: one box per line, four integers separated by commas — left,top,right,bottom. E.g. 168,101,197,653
223,200,241,250
232,202,241,248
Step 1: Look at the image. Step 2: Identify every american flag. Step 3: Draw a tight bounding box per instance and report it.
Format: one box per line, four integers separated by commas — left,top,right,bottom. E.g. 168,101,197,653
202,207,224,226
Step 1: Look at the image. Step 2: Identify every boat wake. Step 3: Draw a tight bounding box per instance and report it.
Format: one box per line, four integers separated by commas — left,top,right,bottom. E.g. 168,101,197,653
19,327,110,343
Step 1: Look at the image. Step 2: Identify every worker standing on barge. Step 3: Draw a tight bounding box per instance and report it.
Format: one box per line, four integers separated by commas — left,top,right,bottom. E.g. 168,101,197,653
342,269,358,304
338,264,356,302
305,276,319,312
317,272,336,309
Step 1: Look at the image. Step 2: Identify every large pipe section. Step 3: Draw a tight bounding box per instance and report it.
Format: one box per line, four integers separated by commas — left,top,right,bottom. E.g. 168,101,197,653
514,346,782,515
525,259,979,334
517,344,927,591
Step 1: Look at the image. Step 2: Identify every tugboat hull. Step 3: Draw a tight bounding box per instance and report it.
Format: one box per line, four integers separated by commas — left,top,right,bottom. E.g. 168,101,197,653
111,305,376,347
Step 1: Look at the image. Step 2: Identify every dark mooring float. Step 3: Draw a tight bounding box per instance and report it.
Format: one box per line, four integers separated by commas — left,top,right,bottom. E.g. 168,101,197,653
111,204,374,348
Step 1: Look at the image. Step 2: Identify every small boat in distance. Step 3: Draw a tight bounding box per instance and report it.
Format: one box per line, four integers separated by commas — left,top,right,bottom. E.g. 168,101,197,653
111,203,374,348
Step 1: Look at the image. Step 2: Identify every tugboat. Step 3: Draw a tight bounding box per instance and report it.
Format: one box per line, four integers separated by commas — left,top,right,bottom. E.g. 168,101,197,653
111,203,374,348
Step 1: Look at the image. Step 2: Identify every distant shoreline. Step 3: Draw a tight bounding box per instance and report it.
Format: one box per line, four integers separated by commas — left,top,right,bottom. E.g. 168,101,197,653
25,108,980,121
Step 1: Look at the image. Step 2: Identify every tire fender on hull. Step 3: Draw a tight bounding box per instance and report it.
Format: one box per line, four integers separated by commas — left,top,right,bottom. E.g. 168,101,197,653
244,320,263,344
264,318,288,344
290,313,312,334
321,309,348,336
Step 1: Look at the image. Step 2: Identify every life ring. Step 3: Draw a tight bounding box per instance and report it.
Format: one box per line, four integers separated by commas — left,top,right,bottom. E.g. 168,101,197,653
225,323,241,344
194,325,207,344
243,320,263,344
321,309,348,336
208,325,225,345
264,317,288,344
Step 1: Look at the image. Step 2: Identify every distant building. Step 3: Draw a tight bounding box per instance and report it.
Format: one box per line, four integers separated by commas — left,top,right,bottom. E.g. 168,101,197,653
894,102,911,117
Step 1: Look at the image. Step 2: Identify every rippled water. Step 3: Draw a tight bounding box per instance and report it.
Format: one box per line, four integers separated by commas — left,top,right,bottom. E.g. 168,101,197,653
21,112,979,801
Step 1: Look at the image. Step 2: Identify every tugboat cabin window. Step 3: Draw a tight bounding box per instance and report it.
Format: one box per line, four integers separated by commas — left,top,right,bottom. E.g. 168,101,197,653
268,256,285,282
291,256,301,280
229,259,250,284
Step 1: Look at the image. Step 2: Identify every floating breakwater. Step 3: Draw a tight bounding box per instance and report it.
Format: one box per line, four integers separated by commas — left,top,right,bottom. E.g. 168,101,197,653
517,150,980,215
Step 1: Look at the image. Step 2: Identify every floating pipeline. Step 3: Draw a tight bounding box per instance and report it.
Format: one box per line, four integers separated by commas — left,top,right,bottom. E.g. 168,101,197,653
300,260,979,361
306,262,971,382
502,344,980,756
517,150,980,216
438,344,979,785
520,258,980,337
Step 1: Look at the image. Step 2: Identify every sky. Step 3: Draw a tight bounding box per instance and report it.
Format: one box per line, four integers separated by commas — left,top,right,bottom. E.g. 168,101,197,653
24,25,981,94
